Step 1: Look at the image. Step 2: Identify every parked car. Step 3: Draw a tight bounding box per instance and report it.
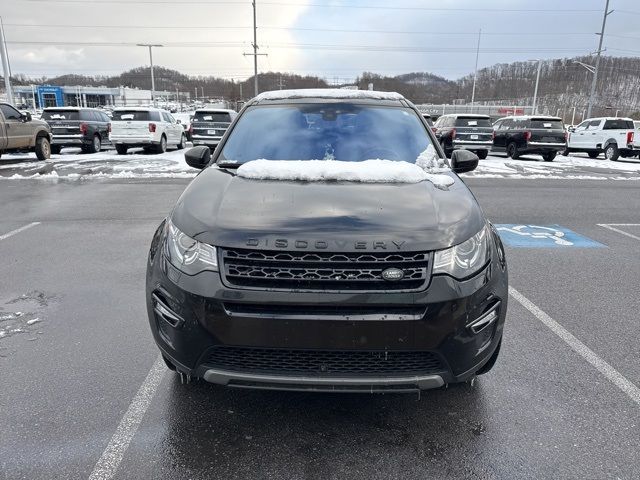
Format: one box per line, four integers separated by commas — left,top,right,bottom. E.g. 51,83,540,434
564,117,636,161
41,107,112,154
190,108,237,149
109,107,186,155
173,112,194,141
434,114,493,159
492,115,566,162
0,102,52,160
145,89,508,392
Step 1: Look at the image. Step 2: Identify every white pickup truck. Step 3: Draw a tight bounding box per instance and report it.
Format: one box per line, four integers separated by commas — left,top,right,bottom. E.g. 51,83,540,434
564,117,635,161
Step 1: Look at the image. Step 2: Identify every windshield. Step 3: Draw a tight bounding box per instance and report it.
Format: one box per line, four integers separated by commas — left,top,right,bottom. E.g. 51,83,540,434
220,104,431,164
530,119,564,129
455,117,491,127
193,112,232,123
42,110,80,121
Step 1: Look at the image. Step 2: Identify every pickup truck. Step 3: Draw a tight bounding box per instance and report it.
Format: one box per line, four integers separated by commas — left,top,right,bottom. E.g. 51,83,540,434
0,103,52,160
564,117,635,161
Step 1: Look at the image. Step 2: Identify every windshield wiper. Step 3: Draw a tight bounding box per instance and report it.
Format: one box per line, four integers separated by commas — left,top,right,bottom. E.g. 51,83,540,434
216,162,241,169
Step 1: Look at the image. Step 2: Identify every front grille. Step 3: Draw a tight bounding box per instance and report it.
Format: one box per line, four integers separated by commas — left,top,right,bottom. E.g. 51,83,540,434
223,302,427,320
202,346,444,377
220,248,431,292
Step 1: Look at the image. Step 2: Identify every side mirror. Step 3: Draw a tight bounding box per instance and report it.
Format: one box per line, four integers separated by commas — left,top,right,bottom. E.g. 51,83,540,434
450,149,479,174
22,112,32,122
176,119,182,125
184,146,211,169
568,126,575,133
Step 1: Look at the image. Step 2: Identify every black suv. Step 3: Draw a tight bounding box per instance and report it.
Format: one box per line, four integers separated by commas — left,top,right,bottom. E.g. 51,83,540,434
434,114,493,159
492,115,566,162
190,109,236,149
145,89,508,393
42,107,111,154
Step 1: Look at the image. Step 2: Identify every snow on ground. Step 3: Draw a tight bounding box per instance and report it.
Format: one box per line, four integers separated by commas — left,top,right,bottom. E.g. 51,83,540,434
462,152,640,181
0,147,197,180
1,148,640,182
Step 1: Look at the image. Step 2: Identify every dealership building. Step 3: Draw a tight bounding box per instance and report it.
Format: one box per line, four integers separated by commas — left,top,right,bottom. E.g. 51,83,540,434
12,85,182,109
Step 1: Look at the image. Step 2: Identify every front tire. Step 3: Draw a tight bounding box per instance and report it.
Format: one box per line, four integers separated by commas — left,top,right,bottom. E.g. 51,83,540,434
604,143,620,161
115,144,128,155
507,142,520,159
561,148,570,156
50,145,62,155
176,133,186,150
35,136,51,160
542,151,556,162
86,135,101,154
155,135,167,154
588,151,600,159
476,150,488,160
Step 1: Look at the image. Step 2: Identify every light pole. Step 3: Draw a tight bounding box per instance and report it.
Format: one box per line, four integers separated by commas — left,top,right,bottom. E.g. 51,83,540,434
574,61,595,119
137,43,163,106
0,17,14,105
470,29,481,106
528,59,542,115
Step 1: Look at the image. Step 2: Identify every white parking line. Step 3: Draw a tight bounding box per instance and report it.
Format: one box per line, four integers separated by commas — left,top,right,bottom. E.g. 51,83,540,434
597,223,640,242
509,286,640,407
0,222,40,241
88,355,166,480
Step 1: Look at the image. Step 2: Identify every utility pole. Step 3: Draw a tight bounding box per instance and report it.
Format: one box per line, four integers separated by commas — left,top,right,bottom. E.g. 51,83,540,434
194,87,197,101
243,0,267,97
531,59,542,115
137,44,163,106
0,17,14,105
201,86,204,100
470,29,481,106
587,0,613,118
277,75,285,90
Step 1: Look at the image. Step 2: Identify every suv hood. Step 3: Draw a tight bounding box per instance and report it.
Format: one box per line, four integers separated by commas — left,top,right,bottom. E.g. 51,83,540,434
171,167,486,252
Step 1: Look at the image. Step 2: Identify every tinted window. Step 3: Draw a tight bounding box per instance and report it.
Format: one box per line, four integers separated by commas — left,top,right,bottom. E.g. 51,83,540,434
220,104,432,164
42,109,80,121
530,119,564,129
603,119,634,130
194,112,232,123
455,117,491,127
113,110,150,121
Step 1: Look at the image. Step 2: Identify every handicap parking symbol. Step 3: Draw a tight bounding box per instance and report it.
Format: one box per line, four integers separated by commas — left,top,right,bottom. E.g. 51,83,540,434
495,224,605,248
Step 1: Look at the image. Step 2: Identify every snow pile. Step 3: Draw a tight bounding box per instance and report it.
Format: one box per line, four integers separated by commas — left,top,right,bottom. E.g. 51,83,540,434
416,144,450,172
236,158,454,188
254,89,404,102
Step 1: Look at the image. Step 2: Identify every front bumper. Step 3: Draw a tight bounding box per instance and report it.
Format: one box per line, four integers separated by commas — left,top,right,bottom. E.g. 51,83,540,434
145,228,508,392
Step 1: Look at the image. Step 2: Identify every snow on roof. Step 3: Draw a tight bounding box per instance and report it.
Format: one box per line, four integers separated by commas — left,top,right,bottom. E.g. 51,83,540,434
254,88,405,102
195,108,236,113
235,146,454,189
112,107,166,112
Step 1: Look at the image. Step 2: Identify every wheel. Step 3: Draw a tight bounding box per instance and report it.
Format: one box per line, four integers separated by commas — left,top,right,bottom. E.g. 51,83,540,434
561,148,570,156
86,135,101,154
476,150,488,160
176,133,186,150
542,151,556,162
604,143,619,161
506,142,520,159
115,144,128,155
155,135,167,154
35,135,51,160
587,151,599,159
476,339,502,375
50,145,62,155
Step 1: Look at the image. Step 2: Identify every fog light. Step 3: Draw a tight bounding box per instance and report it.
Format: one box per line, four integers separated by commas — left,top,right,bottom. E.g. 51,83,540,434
469,304,499,334
152,293,184,329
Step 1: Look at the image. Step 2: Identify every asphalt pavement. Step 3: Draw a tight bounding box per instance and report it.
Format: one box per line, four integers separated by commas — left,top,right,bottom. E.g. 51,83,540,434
1,173,639,479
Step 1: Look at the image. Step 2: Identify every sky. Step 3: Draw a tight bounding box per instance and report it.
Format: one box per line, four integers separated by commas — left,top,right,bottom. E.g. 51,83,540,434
2,0,640,83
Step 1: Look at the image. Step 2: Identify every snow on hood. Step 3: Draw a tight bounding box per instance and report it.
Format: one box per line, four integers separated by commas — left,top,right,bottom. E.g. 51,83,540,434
254,88,405,102
235,148,455,189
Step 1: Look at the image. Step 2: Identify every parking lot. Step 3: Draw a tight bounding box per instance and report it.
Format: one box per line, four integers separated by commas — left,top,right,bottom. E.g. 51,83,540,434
1,151,640,479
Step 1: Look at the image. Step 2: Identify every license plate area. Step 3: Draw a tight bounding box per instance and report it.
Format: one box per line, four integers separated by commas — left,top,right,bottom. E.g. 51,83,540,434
470,134,479,140
207,130,218,135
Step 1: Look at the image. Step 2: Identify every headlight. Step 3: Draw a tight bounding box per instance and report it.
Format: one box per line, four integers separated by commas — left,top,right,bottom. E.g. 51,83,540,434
164,220,218,275
433,226,491,279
